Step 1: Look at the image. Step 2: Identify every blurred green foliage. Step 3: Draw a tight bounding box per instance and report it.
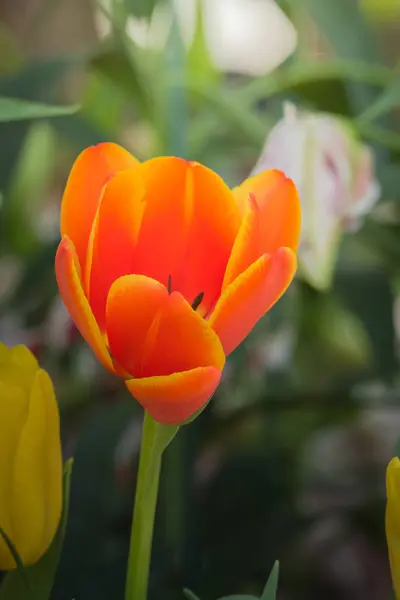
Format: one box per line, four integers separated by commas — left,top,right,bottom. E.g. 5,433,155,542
0,0,400,598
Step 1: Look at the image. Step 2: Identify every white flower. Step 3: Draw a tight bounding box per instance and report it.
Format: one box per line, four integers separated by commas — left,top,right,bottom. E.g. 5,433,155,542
96,0,297,76
252,103,380,290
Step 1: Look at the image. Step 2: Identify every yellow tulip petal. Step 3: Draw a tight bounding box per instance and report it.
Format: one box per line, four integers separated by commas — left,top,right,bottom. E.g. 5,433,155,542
0,379,27,569
10,370,62,566
386,457,400,600
0,344,38,395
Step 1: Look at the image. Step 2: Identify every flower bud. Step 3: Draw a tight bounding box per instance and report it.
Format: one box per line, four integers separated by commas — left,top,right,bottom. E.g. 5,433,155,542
386,457,400,600
0,344,62,569
252,103,380,290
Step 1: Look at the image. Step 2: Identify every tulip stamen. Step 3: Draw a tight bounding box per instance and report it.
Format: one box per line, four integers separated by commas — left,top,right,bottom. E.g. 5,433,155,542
191,292,204,311
167,275,172,294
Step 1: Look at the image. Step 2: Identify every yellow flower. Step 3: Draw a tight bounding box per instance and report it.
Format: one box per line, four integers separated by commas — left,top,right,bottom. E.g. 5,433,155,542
386,457,400,599
0,344,62,570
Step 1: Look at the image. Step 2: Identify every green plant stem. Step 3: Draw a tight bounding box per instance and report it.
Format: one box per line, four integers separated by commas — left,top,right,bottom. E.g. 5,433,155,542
125,411,178,600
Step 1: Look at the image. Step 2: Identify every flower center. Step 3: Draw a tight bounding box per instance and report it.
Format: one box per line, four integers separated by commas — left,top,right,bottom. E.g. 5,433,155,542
191,292,204,311
168,274,204,312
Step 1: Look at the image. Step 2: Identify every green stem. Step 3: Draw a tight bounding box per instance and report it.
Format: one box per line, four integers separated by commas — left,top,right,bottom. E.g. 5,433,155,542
125,411,178,600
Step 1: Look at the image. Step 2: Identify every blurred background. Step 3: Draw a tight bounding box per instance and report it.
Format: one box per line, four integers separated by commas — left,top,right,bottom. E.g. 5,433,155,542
1,0,400,598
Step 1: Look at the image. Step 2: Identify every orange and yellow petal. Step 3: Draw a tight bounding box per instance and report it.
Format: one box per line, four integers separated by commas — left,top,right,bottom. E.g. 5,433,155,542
106,274,225,378
55,236,114,373
133,158,241,314
61,143,138,274
132,158,193,291
173,162,241,314
126,366,222,424
86,169,145,330
106,275,169,377
225,170,300,287
210,247,297,356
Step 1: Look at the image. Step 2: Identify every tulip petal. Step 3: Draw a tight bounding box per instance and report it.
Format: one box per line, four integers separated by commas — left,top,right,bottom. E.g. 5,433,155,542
10,370,62,566
225,170,300,287
61,143,138,274
210,248,297,355
55,236,114,373
126,366,222,424
106,274,225,378
132,157,192,291
0,379,27,569
107,275,169,377
133,158,240,314
86,169,145,329
174,162,241,314
386,457,400,600
0,344,38,394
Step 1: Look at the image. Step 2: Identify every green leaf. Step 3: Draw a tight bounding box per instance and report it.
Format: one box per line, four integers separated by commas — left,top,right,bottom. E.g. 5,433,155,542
0,459,73,600
183,589,202,600
358,77,400,122
0,24,24,76
0,55,82,98
261,561,279,600
291,0,376,62
216,596,258,600
187,82,269,146
0,96,79,122
93,5,157,123
52,113,107,151
187,0,220,88
91,43,155,121
356,121,400,152
0,55,83,192
285,0,378,113
124,0,160,19
237,60,392,105
82,72,125,134
319,300,372,369
162,3,187,157
3,121,57,253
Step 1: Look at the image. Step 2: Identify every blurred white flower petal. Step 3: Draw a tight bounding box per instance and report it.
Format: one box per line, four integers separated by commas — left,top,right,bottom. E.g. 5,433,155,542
96,0,297,76
202,0,298,76
252,103,380,290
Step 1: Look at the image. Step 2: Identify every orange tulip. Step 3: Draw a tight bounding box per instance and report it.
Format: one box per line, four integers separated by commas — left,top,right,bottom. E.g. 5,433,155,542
55,143,300,424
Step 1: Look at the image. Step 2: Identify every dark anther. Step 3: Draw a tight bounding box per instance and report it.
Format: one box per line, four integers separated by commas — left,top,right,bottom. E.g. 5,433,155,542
191,291,204,311
167,275,172,295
